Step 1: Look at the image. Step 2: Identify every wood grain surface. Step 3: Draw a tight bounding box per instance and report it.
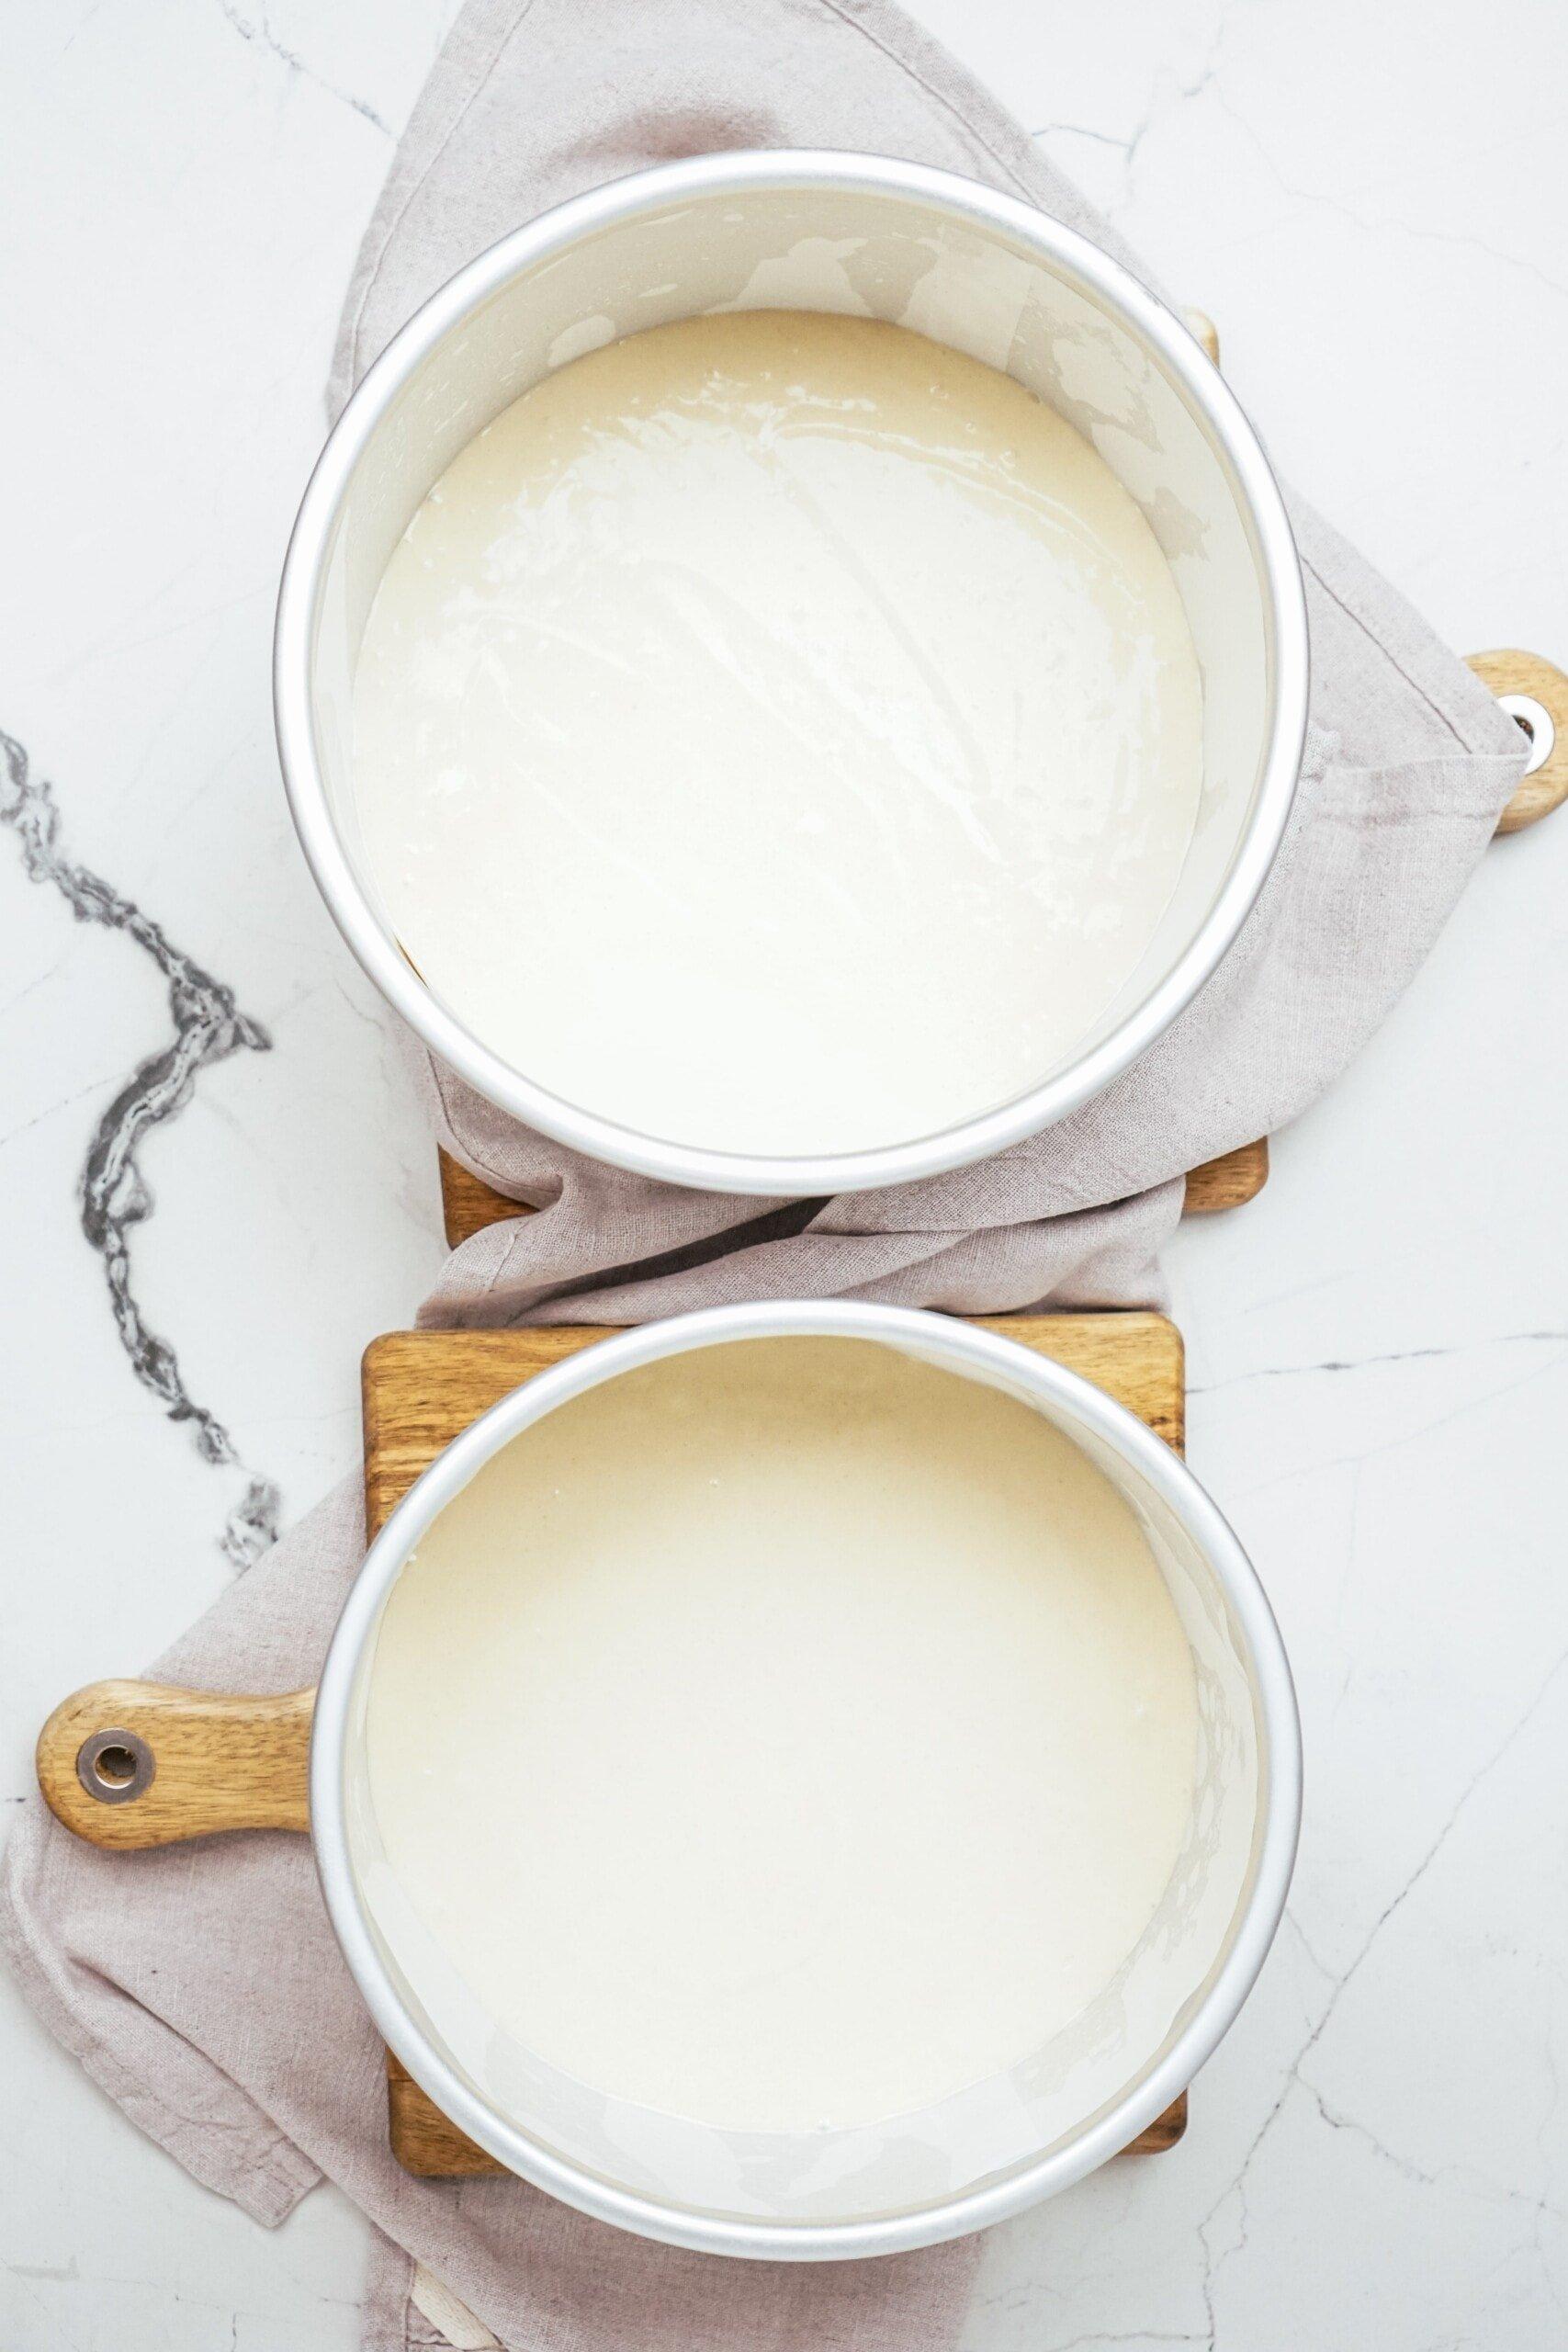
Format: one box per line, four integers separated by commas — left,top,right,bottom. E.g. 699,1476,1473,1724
363,1309,1185,1540
1184,1137,1269,1215
364,1306,1190,2172
35,1680,312,1849
1468,649,1568,834
1181,308,1221,364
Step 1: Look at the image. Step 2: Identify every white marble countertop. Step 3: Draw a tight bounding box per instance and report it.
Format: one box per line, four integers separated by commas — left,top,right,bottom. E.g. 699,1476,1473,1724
3,2,1565,2346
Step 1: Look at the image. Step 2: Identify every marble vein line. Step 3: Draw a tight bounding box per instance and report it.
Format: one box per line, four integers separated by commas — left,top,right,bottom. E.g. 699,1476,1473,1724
214,0,391,135
1190,1328,1568,1395
0,728,282,1568
1198,1637,1568,2332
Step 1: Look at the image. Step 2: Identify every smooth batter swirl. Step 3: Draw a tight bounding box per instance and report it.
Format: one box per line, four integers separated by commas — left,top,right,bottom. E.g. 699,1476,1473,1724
352,311,1203,1155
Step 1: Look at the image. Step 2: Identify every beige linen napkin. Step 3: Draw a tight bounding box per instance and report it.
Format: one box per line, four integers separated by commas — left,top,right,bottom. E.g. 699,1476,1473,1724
1,2,1532,2347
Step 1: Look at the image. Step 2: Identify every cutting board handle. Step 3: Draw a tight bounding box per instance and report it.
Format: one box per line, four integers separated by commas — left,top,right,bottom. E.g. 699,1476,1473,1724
36,1680,315,1849
1468,651,1566,834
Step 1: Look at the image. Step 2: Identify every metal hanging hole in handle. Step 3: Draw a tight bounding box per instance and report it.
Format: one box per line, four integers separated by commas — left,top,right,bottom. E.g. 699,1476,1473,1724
75,1727,156,1806
1498,693,1555,778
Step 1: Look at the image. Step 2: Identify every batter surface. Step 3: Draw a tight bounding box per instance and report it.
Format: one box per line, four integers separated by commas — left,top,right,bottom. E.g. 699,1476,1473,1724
365,1338,1198,2133
352,310,1203,1157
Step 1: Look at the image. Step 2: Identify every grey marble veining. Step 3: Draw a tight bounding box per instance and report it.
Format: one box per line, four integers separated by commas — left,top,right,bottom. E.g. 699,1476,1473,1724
1,729,281,1567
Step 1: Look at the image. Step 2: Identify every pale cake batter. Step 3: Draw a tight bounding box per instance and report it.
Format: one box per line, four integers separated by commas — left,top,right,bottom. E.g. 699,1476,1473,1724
365,1339,1198,2133
351,311,1203,1157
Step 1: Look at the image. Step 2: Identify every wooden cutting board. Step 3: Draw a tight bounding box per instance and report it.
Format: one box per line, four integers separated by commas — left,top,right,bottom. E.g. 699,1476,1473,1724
363,1307,1192,2172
